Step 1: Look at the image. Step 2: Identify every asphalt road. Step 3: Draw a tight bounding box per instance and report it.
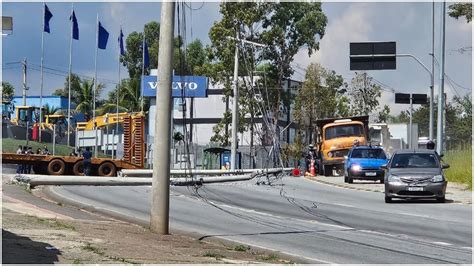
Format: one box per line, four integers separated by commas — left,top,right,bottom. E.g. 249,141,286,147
49,175,472,264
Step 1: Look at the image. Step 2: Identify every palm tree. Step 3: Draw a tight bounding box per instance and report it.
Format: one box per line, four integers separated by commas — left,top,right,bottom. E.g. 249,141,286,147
42,103,60,115
75,79,104,120
98,78,142,115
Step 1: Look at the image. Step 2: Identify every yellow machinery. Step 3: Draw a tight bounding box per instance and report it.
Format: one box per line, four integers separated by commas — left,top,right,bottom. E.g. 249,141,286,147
76,112,143,131
10,106,43,126
76,111,146,168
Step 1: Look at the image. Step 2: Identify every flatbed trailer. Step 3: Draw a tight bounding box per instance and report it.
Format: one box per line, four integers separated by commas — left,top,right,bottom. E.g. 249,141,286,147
1,153,142,176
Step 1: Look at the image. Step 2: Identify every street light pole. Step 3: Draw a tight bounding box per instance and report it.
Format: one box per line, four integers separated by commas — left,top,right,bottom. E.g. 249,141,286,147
429,1,435,141
437,2,446,155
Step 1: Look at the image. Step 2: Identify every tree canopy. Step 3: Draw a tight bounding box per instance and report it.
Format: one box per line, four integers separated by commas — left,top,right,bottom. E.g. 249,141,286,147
448,3,472,23
1,82,15,102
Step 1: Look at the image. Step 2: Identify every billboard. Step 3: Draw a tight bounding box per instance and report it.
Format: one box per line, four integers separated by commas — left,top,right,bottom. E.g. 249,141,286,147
142,75,208,98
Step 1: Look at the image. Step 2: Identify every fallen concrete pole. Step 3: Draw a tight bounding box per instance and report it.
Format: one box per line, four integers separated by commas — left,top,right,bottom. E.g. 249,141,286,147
120,167,293,177
13,173,256,187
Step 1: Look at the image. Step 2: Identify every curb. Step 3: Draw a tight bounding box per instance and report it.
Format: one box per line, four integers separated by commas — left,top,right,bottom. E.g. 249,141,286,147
304,176,472,205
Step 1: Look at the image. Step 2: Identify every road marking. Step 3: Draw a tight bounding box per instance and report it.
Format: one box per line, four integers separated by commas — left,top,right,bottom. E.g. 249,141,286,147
332,203,355,208
399,212,430,218
461,247,473,250
432,241,453,246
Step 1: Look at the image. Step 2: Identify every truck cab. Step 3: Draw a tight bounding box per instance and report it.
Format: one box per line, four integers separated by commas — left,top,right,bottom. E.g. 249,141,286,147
316,116,369,176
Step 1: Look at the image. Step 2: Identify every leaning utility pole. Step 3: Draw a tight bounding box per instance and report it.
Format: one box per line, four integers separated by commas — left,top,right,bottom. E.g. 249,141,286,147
230,34,239,171
150,1,175,235
436,2,446,155
22,58,27,106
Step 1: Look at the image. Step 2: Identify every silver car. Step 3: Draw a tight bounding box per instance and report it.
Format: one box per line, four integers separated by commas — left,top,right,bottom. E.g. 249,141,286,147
382,150,449,203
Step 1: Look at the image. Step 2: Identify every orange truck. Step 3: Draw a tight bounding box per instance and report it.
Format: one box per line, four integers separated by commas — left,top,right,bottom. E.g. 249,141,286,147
315,115,369,176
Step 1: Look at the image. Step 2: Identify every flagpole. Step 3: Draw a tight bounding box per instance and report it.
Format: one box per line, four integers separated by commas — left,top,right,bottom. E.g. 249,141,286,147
67,3,74,148
39,3,45,142
141,30,145,112
93,13,99,157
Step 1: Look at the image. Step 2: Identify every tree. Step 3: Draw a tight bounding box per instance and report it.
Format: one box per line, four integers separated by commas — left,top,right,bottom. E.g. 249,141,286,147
75,79,104,120
207,2,328,147
121,21,193,79
292,63,348,144
449,3,472,23
99,78,141,115
42,103,59,115
377,105,391,123
1,82,15,102
345,73,382,116
52,74,82,104
185,39,209,75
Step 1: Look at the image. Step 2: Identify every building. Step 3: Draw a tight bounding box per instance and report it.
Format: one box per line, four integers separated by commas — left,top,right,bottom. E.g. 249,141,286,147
144,71,302,169
145,73,302,147
11,95,73,112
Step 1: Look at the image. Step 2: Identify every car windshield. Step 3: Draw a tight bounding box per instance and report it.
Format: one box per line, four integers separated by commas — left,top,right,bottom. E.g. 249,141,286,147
390,153,439,168
325,124,363,140
351,149,386,159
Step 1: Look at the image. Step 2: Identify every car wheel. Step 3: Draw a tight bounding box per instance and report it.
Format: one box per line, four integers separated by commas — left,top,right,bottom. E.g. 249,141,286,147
385,196,392,203
344,175,348,183
436,196,445,203
348,177,353,184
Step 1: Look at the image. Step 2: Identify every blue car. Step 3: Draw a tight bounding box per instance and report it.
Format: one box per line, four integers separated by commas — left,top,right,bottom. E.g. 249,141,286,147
344,146,388,183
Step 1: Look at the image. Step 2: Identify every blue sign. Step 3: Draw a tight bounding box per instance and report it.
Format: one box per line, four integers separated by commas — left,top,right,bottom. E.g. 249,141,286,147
142,75,208,98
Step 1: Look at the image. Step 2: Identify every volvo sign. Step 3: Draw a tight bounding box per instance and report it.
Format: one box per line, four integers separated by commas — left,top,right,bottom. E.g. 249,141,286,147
142,75,208,98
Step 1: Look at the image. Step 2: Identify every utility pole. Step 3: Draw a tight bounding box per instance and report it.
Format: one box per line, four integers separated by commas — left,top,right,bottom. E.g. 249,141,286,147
22,58,27,106
429,1,435,141
150,1,175,235
230,34,239,171
436,2,446,155
409,94,413,149
229,36,266,171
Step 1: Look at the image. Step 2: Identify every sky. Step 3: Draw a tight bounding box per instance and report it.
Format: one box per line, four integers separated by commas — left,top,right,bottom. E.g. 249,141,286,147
1,1,472,115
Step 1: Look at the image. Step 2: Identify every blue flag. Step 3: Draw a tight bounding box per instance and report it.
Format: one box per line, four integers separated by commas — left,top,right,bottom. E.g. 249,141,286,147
44,4,53,33
118,28,125,56
70,10,79,40
98,22,109,49
143,40,149,68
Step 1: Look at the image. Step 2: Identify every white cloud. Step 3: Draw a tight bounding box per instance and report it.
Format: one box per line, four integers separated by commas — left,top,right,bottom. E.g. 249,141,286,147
294,2,374,76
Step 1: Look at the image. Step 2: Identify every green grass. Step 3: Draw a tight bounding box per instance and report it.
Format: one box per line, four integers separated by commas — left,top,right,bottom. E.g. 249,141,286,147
82,243,105,256
203,252,225,259
234,244,251,252
444,149,472,190
1,138,108,157
26,215,76,231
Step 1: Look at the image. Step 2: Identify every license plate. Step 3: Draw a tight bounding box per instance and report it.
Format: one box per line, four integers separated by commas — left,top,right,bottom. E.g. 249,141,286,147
365,172,377,176
408,187,424,191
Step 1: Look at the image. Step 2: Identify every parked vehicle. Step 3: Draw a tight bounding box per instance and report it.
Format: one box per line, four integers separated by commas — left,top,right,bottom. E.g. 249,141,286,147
315,115,369,176
382,150,449,203
1,113,146,176
344,145,388,183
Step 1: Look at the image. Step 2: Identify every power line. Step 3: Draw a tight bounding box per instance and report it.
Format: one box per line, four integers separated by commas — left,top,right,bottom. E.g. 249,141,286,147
184,1,204,11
